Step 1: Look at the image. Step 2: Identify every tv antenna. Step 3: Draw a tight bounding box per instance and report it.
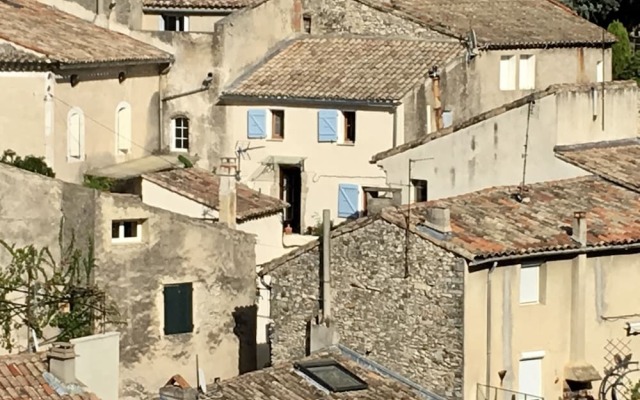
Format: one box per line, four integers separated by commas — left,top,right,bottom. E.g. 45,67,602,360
234,141,265,179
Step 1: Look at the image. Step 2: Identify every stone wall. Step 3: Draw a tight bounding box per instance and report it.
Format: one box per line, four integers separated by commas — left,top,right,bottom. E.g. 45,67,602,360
269,217,464,398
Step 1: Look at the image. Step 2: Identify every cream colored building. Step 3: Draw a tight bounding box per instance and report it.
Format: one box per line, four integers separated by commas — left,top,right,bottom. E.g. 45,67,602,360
0,0,174,184
372,80,639,204
220,35,465,231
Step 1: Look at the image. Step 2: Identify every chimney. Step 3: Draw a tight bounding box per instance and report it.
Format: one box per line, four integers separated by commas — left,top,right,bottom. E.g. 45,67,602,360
47,342,76,385
363,187,401,216
423,207,451,234
159,374,198,400
217,156,237,229
572,211,587,246
429,65,444,130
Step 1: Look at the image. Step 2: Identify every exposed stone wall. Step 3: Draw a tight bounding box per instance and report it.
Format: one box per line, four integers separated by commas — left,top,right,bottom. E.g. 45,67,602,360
303,0,446,38
269,218,464,398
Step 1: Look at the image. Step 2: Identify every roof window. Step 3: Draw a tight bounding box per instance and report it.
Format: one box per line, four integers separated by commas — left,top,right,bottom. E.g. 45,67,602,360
294,360,368,392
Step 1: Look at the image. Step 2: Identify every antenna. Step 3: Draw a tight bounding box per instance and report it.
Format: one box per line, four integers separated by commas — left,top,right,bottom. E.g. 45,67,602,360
466,29,479,60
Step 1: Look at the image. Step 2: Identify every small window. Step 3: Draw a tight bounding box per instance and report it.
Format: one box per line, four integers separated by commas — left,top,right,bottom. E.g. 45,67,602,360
343,111,356,143
294,360,368,392
303,15,312,34
271,110,285,139
412,179,428,203
499,55,516,91
160,15,189,32
116,102,132,154
111,220,143,243
163,283,193,335
596,60,604,83
171,117,189,151
519,263,540,304
67,108,84,160
519,55,535,90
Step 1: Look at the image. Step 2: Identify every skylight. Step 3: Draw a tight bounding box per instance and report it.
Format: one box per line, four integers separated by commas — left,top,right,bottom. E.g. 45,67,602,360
294,360,368,393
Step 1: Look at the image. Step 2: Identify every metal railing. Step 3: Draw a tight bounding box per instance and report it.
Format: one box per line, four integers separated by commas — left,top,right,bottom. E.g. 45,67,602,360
477,384,544,400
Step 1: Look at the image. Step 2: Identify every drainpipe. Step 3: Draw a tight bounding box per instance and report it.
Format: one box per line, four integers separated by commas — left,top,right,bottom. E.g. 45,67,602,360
392,107,398,148
321,209,331,325
486,261,498,398
158,65,172,152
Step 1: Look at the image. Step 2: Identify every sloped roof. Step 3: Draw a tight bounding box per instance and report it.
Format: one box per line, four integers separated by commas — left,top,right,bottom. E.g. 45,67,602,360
555,138,640,193
0,0,171,68
223,35,465,104
0,352,99,400
143,168,287,222
366,0,614,48
143,0,252,9
260,176,640,272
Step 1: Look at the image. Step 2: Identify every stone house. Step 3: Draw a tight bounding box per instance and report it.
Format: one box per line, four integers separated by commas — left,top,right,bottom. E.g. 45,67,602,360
0,162,257,399
261,174,640,400
0,0,173,184
370,80,639,204
220,35,465,230
302,0,616,124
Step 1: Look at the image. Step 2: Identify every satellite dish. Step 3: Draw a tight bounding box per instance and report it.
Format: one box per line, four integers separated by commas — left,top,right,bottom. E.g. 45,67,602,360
466,29,479,59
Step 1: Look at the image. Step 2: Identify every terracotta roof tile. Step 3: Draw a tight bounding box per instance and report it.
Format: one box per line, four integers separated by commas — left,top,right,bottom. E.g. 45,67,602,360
143,0,252,9
369,0,614,47
223,36,465,103
555,138,640,193
0,352,98,400
0,0,171,67
143,168,287,222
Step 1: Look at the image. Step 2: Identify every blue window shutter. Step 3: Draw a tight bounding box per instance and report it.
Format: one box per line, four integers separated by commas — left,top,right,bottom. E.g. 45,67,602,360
337,183,360,218
247,109,266,138
317,110,338,142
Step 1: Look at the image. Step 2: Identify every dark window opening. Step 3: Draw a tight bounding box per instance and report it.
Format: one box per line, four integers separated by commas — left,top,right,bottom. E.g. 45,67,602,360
343,111,356,143
303,15,312,34
294,360,368,392
411,179,428,203
271,110,285,139
280,165,302,233
111,220,141,240
162,15,187,32
163,282,194,335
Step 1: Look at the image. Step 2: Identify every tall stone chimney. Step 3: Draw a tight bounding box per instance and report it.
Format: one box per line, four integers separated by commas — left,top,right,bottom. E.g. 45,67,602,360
217,157,237,229
47,342,76,384
572,211,587,246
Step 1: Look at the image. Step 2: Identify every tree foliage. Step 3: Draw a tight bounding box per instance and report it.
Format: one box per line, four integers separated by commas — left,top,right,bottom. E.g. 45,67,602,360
561,0,620,23
83,175,115,192
1,150,55,178
0,227,120,351
608,20,633,78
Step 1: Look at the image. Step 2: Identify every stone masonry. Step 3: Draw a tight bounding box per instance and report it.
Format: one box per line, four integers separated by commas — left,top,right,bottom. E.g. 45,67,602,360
268,217,464,398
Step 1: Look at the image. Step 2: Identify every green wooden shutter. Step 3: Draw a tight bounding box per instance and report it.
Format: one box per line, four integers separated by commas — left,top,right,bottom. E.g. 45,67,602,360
163,283,193,335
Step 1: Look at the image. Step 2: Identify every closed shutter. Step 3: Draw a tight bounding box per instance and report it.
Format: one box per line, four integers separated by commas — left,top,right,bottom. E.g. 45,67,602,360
116,104,132,152
337,183,360,218
247,109,267,138
317,110,338,142
163,283,193,335
519,264,540,304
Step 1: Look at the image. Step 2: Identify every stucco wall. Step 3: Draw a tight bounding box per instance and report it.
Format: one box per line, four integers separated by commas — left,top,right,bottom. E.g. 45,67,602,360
71,332,121,400
228,104,392,228
141,13,226,32
269,218,465,397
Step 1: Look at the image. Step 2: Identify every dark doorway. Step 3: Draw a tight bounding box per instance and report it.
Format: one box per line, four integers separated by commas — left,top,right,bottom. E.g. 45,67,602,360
280,165,302,233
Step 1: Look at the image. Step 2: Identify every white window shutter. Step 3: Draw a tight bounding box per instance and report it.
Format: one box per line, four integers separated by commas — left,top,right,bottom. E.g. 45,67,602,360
596,61,604,83
116,103,132,153
500,55,516,91
519,55,535,90
519,264,540,303
159,15,165,31
67,109,83,159
183,16,190,32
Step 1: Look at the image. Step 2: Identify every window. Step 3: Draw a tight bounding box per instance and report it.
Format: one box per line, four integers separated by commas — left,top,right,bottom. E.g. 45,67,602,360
171,117,189,151
412,179,428,203
518,351,544,399
111,220,143,243
499,55,517,91
163,283,193,335
271,110,285,139
294,360,368,392
442,110,453,128
303,15,312,34
318,110,338,142
67,108,84,160
116,102,132,154
519,263,540,304
160,15,189,32
337,183,360,218
343,111,356,143
519,55,536,90
596,60,604,83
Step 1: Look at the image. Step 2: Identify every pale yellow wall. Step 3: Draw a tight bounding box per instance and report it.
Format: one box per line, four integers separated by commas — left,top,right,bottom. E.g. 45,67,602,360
141,13,225,32
228,104,394,228
141,178,215,219
53,71,161,183
70,332,121,400
465,252,640,400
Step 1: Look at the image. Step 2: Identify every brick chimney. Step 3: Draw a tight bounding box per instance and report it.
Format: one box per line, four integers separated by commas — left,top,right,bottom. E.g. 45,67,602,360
572,211,587,246
424,207,451,234
47,342,76,385
217,157,237,229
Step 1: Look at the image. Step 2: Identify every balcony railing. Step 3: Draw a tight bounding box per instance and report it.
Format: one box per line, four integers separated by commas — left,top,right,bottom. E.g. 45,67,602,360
477,384,544,400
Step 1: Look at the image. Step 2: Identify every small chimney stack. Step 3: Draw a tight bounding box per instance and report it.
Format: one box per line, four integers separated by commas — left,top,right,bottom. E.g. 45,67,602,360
159,374,198,400
217,157,237,229
47,342,76,385
424,207,451,234
572,211,587,246
363,187,401,216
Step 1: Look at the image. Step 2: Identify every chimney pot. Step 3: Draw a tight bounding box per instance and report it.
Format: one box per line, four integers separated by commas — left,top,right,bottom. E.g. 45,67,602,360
47,342,76,385
572,211,587,246
363,187,402,216
424,207,451,234
217,157,237,229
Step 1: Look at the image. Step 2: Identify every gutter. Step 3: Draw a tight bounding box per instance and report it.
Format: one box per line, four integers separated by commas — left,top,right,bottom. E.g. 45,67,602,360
469,242,640,267
219,94,400,111
55,58,173,71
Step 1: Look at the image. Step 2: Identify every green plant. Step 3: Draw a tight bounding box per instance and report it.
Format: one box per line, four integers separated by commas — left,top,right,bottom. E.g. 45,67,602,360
83,175,114,191
178,155,193,168
608,20,632,79
631,380,640,400
0,149,55,178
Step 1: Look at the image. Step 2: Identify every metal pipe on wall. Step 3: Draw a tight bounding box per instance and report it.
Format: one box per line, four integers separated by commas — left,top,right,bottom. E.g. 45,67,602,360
322,209,332,325
486,261,498,397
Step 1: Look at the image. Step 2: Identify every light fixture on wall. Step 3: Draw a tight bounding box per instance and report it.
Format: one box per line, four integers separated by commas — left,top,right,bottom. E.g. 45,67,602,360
70,74,79,87
202,72,214,88
498,370,507,386
118,71,126,83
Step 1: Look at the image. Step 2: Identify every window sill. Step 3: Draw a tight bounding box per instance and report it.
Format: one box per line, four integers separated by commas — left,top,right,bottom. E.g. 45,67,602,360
66,156,85,163
170,148,189,153
337,142,355,147
111,238,143,245
519,301,541,306
267,138,284,142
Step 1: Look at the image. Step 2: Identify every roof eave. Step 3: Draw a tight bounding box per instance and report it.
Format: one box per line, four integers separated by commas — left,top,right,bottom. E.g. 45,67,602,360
142,6,238,13
219,93,400,110
484,40,615,50
56,57,174,71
